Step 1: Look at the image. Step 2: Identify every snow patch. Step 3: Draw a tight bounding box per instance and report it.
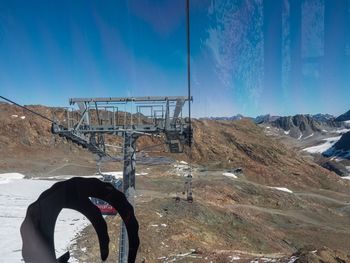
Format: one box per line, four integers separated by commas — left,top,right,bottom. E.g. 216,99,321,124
342,176,350,180
0,173,25,184
175,251,193,257
223,172,237,179
42,175,103,180
0,172,25,180
156,212,163,218
11,114,18,118
284,130,290,135
287,256,298,263
303,133,314,140
174,162,190,176
303,136,341,153
136,172,148,176
0,175,87,262
101,171,123,178
55,209,88,256
40,172,134,180
260,258,277,262
270,187,293,193
297,132,303,140
229,255,241,261
20,116,26,120
335,128,350,134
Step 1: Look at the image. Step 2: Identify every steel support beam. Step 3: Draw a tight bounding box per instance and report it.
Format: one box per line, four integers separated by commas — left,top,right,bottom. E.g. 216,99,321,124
70,96,192,104
119,132,138,263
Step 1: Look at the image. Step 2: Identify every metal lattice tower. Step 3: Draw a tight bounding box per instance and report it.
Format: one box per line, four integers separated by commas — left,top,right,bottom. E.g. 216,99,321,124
51,96,192,262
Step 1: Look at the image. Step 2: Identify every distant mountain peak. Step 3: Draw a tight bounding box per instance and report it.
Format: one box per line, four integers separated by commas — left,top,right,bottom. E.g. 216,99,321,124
323,131,350,159
254,114,280,124
201,114,245,121
259,114,341,139
312,113,335,122
335,110,350,122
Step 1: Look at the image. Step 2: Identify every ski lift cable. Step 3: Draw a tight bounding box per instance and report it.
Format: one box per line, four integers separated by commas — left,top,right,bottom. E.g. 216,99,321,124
104,144,123,149
0,96,57,124
186,0,192,161
137,143,165,152
0,96,124,161
185,0,193,203
186,0,191,131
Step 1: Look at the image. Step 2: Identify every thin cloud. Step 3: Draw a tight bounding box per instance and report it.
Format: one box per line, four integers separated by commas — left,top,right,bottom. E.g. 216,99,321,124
203,0,263,106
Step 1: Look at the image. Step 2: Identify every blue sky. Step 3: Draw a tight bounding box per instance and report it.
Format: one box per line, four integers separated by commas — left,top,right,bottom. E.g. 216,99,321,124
0,0,349,117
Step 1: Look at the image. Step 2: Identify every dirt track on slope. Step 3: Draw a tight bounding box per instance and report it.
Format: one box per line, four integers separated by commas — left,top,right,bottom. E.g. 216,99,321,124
71,166,350,262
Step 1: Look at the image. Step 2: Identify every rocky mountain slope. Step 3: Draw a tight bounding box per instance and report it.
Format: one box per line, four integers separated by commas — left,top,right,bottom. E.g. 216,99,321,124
254,114,281,124
183,119,348,191
0,103,348,189
269,114,340,139
253,112,350,176
311,113,335,122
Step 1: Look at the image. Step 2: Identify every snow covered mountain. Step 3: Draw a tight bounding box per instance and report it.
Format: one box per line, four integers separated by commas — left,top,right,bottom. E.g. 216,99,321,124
256,113,342,140
0,173,88,262
335,109,350,122
256,113,350,175
323,131,350,159
312,113,335,122
270,114,338,139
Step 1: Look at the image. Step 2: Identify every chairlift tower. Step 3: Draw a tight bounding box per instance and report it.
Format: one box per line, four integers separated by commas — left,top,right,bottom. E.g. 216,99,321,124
51,96,192,262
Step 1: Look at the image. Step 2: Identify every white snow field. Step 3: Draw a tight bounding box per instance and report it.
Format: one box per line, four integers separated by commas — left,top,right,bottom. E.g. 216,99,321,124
303,136,341,154
335,128,350,134
223,172,238,179
0,173,88,262
303,133,314,140
270,187,293,194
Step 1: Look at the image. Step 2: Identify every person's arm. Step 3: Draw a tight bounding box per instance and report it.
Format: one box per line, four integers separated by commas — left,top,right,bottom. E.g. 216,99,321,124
20,177,139,263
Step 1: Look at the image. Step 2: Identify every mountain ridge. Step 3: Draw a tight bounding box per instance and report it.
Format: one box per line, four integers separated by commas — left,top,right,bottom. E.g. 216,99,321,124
335,109,350,122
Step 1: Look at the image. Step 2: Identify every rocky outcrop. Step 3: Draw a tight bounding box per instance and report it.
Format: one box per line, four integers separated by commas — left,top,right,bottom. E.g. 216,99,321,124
312,113,335,122
320,160,349,176
254,114,280,124
271,115,322,139
270,114,341,139
294,246,350,263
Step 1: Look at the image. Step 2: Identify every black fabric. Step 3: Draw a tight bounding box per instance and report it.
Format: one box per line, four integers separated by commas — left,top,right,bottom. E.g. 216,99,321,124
20,177,139,263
